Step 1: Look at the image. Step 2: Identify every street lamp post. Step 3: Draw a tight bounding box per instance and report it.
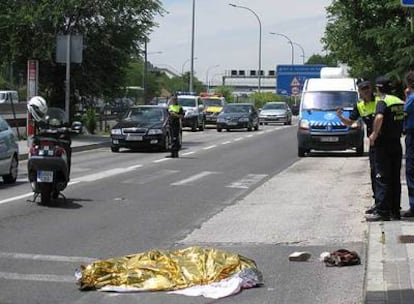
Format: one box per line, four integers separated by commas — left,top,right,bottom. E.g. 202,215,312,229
182,57,198,91
292,42,305,64
206,64,220,92
229,3,262,93
190,0,196,92
269,32,294,65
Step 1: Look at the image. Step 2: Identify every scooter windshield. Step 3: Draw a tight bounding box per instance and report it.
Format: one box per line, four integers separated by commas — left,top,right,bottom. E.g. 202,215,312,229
45,107,68,127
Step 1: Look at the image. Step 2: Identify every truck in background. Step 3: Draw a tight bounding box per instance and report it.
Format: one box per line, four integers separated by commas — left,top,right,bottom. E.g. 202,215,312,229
296,66,364,157
200,93,226,126
0,90,19,104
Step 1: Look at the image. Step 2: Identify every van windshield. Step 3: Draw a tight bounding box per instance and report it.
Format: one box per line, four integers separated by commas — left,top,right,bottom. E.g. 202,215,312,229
302,91,358,111
177,98,196,107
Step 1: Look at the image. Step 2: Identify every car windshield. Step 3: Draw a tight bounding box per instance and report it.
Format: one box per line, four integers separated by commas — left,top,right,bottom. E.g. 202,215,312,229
177,98,196,107
123,107,164,122
202,98,223,107
263,103,286,110
301,91,358,111
223,104,251,113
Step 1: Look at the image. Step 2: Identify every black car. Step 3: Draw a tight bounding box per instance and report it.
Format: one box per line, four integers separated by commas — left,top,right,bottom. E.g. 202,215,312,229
216,103,259,132
110,105,181,152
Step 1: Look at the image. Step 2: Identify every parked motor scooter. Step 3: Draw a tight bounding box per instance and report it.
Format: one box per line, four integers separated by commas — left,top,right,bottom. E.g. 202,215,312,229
28,107,72,205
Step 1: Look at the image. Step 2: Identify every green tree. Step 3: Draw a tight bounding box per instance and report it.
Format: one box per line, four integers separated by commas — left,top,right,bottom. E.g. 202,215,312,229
322,0,414,94
0,0,164,110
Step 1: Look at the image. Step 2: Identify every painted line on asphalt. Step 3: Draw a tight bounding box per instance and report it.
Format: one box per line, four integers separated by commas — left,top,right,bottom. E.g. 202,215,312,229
221,141,231,145
234,137,243,141
72,167,137,182
127,164,143,170
226,174,268,189
0,272,75,283
0,193,33,205
171,171,218,186
181,151,195,156
153,158,171,163
203,145,216,150
0,251,96,263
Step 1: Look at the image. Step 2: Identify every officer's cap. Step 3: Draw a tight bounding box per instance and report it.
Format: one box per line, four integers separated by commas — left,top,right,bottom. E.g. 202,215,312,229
357,80,371,89
375,76,390,88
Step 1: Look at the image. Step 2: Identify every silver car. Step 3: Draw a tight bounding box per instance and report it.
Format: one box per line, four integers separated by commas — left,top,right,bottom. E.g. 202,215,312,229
0,115,18,183
259,101,292,125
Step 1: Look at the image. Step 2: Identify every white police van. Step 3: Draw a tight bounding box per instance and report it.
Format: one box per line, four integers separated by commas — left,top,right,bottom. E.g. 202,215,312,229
174,92,205,132
297,67,364,157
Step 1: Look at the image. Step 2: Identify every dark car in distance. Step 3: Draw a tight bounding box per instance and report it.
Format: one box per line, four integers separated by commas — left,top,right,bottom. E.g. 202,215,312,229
216,103,259,132
110,105,181,152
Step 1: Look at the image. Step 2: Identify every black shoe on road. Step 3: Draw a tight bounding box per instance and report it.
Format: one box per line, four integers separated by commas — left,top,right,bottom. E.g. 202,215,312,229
402,209,414,218
366,212,390,222
365,206,376,214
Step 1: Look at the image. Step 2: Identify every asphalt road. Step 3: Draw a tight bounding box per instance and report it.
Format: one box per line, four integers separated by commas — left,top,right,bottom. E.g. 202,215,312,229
0,122,368,304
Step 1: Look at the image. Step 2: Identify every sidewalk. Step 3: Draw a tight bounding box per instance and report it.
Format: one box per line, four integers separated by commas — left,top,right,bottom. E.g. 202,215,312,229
366,185,414,304
17,133,111,161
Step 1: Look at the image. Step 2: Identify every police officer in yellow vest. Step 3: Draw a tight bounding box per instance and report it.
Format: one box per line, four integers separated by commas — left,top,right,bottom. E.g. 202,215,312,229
168,95,184,158
367,76,405,221
337,80,377,212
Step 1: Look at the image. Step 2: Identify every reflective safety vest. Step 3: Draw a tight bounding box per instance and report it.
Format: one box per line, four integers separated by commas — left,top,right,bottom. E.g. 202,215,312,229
169,104,182,114
357,99,376,118
383,95,405,122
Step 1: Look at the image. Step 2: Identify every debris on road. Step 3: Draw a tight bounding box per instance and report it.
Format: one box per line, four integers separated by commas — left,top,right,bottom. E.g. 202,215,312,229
76,246,263,298
288,251,311,261
320,249,361,267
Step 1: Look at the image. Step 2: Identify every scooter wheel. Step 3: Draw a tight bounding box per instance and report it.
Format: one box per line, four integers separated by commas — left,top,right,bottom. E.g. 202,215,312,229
40,184,52,205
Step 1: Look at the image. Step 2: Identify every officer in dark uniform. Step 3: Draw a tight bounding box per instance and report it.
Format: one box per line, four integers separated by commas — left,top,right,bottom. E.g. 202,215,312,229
366,76,405,221
337,80,377,212
168,95,184,158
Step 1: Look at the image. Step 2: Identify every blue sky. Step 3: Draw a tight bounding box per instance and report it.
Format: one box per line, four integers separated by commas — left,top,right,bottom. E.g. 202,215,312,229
148,0,331,85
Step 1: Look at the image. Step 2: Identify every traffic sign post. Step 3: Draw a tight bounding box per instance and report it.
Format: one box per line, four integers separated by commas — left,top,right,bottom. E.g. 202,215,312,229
401,0,414,7
276,64,325,97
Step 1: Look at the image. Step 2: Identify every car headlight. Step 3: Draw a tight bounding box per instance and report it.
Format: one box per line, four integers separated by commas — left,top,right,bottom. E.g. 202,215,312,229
299,119,310,130
185,109,196,116
239,117,249,122
111,128,122,135
217,117,225,122
148,128,163,135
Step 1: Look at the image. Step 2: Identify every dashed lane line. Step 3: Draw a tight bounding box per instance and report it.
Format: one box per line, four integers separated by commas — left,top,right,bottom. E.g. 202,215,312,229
170,171,218,186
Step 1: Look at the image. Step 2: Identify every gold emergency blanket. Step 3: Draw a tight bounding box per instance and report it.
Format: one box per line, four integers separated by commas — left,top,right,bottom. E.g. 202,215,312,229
78,246,258,291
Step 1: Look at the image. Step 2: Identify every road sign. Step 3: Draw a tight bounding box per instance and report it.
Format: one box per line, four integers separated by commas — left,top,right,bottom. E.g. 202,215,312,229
276,64,325,96
401,0,414,7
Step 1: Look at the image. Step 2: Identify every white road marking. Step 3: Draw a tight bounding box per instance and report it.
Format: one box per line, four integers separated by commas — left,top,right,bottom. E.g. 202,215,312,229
226,174,268,189
0,252,96,263
203,145,216,150
171,171,218,186
0,272,75,283
234,137,243,141
153,158,170,163
0,193,33,205
72,167,137,182
127,164,143,170
221,141,231,145
181,151,195,155
123,169,179,184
